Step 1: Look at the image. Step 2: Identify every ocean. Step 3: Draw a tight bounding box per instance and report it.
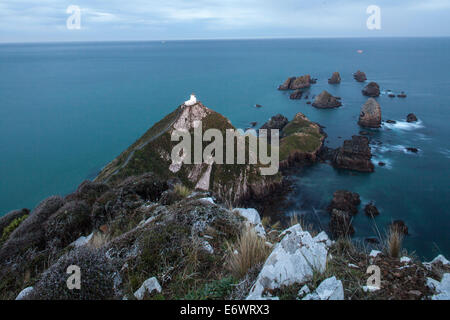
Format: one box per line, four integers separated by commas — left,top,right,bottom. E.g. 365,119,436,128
0,38,449,259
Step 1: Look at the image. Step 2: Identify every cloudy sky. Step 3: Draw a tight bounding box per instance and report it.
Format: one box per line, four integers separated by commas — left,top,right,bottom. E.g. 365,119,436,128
1,0,449,42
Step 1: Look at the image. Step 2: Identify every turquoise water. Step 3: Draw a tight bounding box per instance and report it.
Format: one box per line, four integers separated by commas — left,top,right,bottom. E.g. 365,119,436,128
0,38,449,259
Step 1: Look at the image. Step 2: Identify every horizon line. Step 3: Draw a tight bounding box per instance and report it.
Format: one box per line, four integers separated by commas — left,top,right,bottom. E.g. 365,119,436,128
1,35,449,45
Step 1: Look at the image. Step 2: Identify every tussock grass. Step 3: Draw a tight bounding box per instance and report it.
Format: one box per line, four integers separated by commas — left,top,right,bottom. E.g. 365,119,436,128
226,227,271,279
385,227,403,258
174,184,192,198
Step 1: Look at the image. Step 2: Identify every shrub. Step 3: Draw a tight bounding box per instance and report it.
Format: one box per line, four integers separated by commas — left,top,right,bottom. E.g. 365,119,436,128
29,247,118,300
226,227,271,279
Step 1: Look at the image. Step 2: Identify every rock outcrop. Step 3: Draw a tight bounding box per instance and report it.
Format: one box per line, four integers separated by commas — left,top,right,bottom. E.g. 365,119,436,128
259,114,289,140
362,82,380,97
353,70,367,82
327,190,361,215
328,72,341,84
278,75,313,90
95,101,282,206
134,277,162,300
247,225,331,299
359,98,381,128
289,89,303,100
312,90,342,109
332,136,374,172
302,276,344,300
407,113,418,122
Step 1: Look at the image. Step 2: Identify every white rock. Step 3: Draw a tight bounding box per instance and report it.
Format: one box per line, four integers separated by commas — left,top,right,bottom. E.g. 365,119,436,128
369,250,382,258
184,94,197,106
424,254,450,270
71,233,93,248
233,208,266,237
15,286,34,300
298,285,310,297
400,256,411,264
428,273,450,300
362,285,380,292
303,277,344,300
348,263,359,269
134,277,162,300
201,240,214,254
199,197,215,204
314,231,334,247
246,224,328,300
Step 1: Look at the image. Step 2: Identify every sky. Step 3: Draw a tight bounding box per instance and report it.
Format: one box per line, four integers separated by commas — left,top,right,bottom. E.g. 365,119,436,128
0,0,450,42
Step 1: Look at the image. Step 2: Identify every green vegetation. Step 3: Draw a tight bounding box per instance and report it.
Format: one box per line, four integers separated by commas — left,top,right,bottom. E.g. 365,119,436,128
0,214,29,245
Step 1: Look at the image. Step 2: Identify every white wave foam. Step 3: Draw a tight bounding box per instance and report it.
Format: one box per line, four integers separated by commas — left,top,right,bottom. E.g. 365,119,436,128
383,120,424,131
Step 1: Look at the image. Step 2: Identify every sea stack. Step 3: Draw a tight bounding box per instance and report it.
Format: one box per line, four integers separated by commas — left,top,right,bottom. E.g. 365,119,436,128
332,135,375,172
358,98,381,128
312,90,342,109
407,113,418,122
353,70,367,82
328,72,341,84
362,82,380,97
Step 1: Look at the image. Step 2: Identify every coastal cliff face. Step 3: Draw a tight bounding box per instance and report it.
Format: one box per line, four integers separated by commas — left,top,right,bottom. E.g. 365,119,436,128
95,102,281,206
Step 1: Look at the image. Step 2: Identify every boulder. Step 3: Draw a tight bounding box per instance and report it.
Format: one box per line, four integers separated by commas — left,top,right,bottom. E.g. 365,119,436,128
359,98,381,128
15,287,34,300
362,82,380,97
328,72,341,84
353,70,367,82
427,274,450,300
327,190,361,215
364,203,380,217
289,89,303,100
233,208,266,237
134,277,162,300
406,147,419,153
303,276,344,300
312,90,342,109
332,135,374,172
247,225,331,299
397,92,407,98
406,113,418,122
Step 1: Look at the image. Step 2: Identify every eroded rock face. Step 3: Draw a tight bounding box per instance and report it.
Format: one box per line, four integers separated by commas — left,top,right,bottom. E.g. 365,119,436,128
329,209,354,238
359,98,381,128
427,274,450,300
353,70,367,82
407,113,418,122
247,225,331,299
259,114,289,139
328,72,341,84
312,90,342,109
327,190,361,215
332,136,374,172
362,82,380,97
278,77,296,90
290,75,312,90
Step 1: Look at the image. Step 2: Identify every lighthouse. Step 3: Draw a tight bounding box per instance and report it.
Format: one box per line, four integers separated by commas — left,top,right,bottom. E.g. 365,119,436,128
184,93,197,107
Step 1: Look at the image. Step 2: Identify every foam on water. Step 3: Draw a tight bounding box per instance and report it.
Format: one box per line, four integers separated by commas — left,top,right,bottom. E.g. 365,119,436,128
383,120,424,131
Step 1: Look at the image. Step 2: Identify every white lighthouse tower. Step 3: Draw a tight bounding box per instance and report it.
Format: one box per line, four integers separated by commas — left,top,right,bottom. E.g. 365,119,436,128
184,93,197,107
